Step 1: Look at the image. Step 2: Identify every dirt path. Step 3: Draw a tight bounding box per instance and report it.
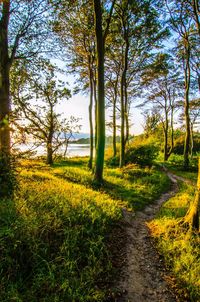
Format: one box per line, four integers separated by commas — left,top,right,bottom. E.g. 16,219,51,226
109,170,182,302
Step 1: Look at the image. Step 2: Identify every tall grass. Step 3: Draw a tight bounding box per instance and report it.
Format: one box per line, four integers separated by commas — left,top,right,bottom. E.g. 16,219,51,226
0,159,171,301
148,181,200,301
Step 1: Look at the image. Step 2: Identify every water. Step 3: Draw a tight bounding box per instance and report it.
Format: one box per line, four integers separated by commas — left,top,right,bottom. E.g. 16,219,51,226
66,144,91,157
14,143,91,158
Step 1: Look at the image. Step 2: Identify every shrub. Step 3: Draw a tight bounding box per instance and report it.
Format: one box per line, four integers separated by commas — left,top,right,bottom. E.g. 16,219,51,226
173,134,200,155
125,144,159,167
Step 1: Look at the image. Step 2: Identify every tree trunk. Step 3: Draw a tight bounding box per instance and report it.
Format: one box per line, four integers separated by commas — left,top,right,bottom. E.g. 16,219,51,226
192,0,200,37
112,73,119,157
94,75,98,149
190,123,194,159
113,95,117,157
120,71,125,168
163,127,168,161
183,43,191,171
47,142,53,165
93,0,105,183
47,107,54,165
120,25,129,168
0,1,12,197
124,80,129,145
88,67,94,170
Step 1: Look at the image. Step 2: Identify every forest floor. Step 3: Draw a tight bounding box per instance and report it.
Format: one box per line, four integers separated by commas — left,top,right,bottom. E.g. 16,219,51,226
107,170,187,302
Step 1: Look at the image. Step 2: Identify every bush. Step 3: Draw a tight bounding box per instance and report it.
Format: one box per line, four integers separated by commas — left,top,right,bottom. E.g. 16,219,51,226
173,134,200,155
106,143,159,167
125,144,159,166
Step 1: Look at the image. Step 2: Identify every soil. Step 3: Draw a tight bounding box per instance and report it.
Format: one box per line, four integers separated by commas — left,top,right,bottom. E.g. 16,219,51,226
106,170,186,302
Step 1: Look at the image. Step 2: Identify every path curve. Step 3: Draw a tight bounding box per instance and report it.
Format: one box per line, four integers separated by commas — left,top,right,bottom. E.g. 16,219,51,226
109,170,182,302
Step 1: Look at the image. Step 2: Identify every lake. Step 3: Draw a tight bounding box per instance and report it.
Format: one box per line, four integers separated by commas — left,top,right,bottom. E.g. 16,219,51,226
15,143,91,158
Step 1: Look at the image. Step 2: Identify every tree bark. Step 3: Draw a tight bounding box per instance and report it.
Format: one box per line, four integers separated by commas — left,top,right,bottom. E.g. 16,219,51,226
88,66,94,169
183,42,191,171
0,1,12,197
113,95,117,157
93,0,105,183
94,75,98,149
46,102,54,165
47,142,53,165
124,79,129,145
120,33,129,168
120,68,125,168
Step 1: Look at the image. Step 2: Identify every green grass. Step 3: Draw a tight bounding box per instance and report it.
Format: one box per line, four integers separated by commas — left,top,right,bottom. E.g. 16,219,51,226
148,181,200,301
158,153,199,183
53,161,170,211
0,158,171,301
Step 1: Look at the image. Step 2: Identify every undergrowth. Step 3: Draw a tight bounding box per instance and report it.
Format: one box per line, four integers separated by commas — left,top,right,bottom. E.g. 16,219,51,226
148,181,200,301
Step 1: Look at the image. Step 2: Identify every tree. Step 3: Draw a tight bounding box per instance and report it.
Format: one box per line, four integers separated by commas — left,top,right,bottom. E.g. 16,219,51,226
140,53,181,161
165,0,198,169
11,61,79,164
0,0,52,196
52,2,97,169
111,0,169,167
142,108,161,137
93,0,116,183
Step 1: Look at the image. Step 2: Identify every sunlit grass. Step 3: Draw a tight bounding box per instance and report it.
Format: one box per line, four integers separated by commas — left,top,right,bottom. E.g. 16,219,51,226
148,181,200,301
0,158,171,301
53,161,170,211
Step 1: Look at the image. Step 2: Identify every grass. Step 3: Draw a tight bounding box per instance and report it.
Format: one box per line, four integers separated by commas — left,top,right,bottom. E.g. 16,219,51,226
148,181,200,301
0,158,170,301
159,153,199,183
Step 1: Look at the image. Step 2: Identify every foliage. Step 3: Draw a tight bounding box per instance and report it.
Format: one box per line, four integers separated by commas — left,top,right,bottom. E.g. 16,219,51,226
173,134,200,155
164,154,199,174
106,142,159,167
148,181,200,301
125,143,159,166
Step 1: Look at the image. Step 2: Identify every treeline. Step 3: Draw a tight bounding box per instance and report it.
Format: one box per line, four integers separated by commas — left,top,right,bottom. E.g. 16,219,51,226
0,0,199,196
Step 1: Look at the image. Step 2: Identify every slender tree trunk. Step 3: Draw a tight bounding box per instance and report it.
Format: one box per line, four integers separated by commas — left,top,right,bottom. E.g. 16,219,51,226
192,0,200,37
190,123,194,159
0,1,12,197
163,98,169,161
94,75,98,149
170,102,174,156
167,99,174,160
46,105,54,165
88,67,94,169
112,76,118,157
124,80,129,145
164,127,168,161
93,0,105,183
120,26,129,168
113,95,117,157
183,43,191,171
120,71,125,168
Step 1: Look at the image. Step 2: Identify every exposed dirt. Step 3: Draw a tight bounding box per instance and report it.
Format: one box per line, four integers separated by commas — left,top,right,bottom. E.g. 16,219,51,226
106,170,185,302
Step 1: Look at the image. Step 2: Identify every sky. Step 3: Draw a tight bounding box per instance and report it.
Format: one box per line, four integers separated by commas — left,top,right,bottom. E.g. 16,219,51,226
57,92,144,136
54,59,144,137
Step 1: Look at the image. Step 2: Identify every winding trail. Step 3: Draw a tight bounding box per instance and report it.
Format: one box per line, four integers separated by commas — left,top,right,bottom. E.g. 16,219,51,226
112,170,182,302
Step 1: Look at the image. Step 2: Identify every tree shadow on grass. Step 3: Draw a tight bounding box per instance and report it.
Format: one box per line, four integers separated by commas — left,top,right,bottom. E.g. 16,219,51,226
54,170,152,211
